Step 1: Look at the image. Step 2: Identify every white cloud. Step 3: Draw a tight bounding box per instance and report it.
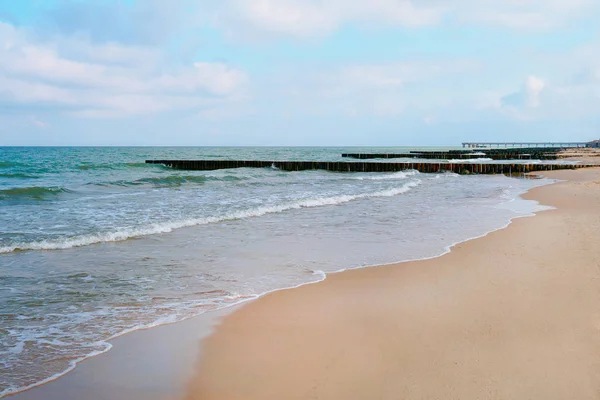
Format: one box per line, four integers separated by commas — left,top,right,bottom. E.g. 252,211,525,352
35,0,597,43
0,22,248,117
209,0,443,38
1,1,599,143
31,116,48,128
525,75,545,108
456,0,596,29
499,75,545,112
202,0,598,38
250,60,477,119
39,0,186,46
423,115,437,125
340,64,421,88
491,66,600,121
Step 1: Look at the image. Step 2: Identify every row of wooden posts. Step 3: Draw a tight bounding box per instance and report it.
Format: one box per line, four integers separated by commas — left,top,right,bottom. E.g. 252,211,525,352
342,149,566,160
342,153,489,160
146,159,594,175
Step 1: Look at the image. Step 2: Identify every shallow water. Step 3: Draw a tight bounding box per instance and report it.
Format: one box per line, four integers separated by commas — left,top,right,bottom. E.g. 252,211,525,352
0,147,554,397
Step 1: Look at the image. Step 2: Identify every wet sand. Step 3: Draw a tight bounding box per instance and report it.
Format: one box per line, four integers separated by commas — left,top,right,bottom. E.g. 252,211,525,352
7,307,232,400
560,148,600,164
185,168,600,400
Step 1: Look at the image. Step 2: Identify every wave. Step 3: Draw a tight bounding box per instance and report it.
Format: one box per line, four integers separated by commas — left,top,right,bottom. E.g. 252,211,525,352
448,158,493,163
0,180,420,253
0,161,24,168
125,162,164,169
134,175,243,186
76,164,114,171
76,162,165,171
0,186,72,200
97,175,243,187
350,171,418,180
0,173,38,179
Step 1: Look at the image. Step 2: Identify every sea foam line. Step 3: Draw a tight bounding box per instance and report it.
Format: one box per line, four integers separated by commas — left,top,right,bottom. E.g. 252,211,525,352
0,180,421,254
350,171,419,180
447,158,493,163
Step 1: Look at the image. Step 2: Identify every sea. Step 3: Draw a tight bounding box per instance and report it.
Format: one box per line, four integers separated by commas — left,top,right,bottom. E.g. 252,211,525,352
0,146,558,397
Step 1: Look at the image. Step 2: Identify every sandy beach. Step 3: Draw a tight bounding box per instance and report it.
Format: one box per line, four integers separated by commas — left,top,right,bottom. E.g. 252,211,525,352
185,168,600,400
560,148,600,164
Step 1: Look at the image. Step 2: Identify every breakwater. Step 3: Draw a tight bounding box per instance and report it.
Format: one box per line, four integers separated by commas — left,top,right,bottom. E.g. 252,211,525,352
146,160,594,174
343,147,570,160
342,153,489,160
485,147,567,160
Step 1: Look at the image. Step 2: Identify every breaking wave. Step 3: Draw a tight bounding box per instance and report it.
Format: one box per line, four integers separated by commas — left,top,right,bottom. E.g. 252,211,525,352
0,180,420,253
350,171,419,180
0,186,72,201
97,175,244,187
0,173,39,179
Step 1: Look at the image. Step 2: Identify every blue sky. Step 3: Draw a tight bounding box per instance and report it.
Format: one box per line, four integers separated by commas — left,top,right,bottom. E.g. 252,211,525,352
0,0,599,146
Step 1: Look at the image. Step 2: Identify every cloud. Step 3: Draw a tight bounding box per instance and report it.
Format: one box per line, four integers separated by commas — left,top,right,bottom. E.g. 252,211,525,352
11,0,597,48
455,0,597,30
9,1,599,45
0,22,248,118
248,60,477,120
201,0,598,39
340,64,425,88
501,75,545,110
211,0,442,38
1,0,599,146
525,75,546,107
493,65,600,121
31,116,48,128
423,116,437,125
39,0,186,45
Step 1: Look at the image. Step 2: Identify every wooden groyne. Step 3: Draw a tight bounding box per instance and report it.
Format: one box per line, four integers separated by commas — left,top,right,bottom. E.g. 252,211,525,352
485,147,566,160
342,153,490,160
343,147,569,160
146,160,594,175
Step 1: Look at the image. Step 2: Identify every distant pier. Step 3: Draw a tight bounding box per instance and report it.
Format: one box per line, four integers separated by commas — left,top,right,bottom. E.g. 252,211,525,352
146,160,594,175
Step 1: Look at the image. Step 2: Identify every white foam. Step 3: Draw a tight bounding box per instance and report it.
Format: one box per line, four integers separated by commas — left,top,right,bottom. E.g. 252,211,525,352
0,278,324,399
350,171,418,180
448,158,494,163
0,344,112,399
0,180,421,254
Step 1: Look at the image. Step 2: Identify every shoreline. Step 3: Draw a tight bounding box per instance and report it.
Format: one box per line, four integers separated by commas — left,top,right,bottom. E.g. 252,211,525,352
6,305,235,400
0,170,556,400
186,169,600,400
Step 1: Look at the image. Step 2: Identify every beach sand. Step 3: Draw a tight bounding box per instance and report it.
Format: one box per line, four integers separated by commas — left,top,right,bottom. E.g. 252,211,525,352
7,307,232,400
560,148,600,164
184,168,600,400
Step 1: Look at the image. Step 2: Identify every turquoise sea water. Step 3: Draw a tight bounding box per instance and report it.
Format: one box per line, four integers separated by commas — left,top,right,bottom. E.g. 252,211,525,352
0,147,554,397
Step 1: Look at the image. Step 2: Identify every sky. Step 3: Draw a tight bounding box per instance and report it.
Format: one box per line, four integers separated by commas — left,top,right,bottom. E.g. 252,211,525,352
0,0,599,146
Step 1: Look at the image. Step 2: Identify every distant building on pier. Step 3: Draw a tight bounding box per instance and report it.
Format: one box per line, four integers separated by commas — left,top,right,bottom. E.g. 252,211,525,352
588,140,600,148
